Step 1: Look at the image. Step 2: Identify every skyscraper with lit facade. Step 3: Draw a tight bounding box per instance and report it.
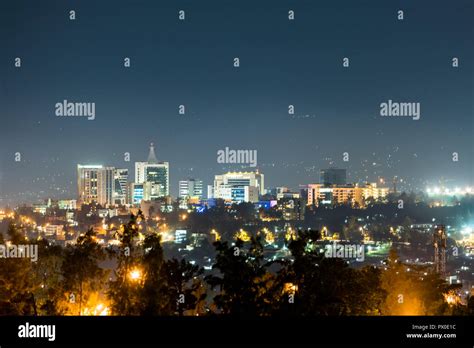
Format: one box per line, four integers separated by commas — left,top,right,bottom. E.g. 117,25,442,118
78,165,116,207
211,171,264,203
97,167,115,207
179,179,203,199
114,168,129,205
77,165,102,205
134,143,170,199
179,178,203,208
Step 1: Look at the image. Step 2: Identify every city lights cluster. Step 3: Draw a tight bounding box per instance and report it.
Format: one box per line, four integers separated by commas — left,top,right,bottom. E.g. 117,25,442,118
426,187,472,196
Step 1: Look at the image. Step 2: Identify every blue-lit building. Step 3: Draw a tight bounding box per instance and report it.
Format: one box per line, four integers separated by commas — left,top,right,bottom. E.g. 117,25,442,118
131,183,145,205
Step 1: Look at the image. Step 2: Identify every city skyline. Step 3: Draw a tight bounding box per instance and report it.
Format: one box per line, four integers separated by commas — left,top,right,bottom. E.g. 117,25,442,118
1,0,472,206
75,142,390,207
1,139,472,207
1,1,474,339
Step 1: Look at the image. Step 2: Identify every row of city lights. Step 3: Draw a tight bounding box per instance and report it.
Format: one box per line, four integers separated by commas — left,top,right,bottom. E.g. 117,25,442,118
426,187,472,196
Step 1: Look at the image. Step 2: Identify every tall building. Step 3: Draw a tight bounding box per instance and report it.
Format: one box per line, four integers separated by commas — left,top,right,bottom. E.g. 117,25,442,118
77,165,102,205
114,168,129,205
78,165,118,207
212,171,264,203
179,179,203,199
320,168,347,185
97,167,115,207
179,178,203,208
130,182,145,205
135,143,170,197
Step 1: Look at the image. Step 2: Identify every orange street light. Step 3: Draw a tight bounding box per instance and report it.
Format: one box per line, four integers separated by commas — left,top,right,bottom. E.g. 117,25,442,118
128,268,142,282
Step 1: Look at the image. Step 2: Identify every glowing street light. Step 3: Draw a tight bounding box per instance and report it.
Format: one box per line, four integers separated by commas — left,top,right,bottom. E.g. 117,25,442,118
129,268,142,282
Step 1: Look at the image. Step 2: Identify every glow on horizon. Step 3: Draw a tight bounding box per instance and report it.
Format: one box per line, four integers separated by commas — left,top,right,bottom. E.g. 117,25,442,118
426,187,472,196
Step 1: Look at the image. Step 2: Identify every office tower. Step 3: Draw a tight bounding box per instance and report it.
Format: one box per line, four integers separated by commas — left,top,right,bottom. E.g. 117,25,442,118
213,171,264,203
146,167,169,198
97,167,115,207
135,143,170,197
179,178,203,208
78,165,117,207
320,168,347,185
77,165,102,205
114,168,129,205
130,182,146,205
179,179,203,199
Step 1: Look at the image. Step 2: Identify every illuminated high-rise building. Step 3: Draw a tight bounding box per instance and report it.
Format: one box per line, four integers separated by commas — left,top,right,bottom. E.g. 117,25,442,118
179,179,203,199
130,182,149,205
179,178,203,208
97,167,115,207
77,165,102,205
212,171,264,203
114,168,129,205
78,165,117,207
135,143,169,197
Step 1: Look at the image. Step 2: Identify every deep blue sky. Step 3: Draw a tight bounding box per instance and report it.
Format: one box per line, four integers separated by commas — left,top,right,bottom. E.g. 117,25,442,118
0,0,472,205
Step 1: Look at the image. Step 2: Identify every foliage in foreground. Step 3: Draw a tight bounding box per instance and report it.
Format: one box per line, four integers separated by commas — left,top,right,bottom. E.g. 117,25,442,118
0,213,471,316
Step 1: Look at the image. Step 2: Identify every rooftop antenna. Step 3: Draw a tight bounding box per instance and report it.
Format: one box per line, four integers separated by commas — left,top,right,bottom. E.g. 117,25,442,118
147,142,158,163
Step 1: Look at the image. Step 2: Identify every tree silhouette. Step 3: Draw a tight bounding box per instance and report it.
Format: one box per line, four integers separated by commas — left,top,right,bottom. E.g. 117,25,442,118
164,258,205,316
0,223,37,315
61,228,107,315
274,229,386,316
33,240,64,315
107,211,143,315
137,233,169,315
206,237,274,316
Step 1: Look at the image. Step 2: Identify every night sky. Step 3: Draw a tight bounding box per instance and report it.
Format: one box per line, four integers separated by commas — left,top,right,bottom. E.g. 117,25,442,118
0,0,472,205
